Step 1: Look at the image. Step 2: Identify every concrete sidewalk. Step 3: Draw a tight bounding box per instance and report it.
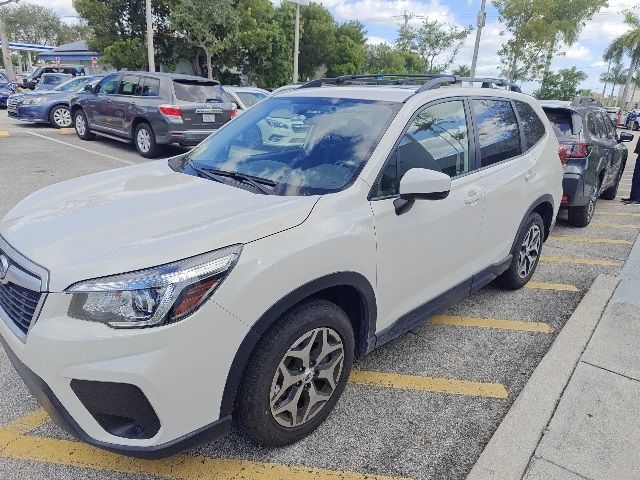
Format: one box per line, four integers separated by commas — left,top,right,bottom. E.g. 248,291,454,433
468,224,640,479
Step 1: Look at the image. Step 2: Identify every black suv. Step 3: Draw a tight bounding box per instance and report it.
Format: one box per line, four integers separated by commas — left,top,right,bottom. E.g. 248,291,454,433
70,72,236,158
542,97,633,227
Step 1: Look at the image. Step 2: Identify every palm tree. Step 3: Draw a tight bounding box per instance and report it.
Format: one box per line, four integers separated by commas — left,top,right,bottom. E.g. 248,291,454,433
601,41,624,98
610,12,640,109
452,65,470,77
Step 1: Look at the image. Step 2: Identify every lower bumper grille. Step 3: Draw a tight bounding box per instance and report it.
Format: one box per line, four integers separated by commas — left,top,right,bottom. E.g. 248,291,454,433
0,281,42,335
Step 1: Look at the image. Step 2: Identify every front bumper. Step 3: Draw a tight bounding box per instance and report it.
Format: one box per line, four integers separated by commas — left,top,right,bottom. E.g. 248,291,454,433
0,289,249,458
13,104,49,123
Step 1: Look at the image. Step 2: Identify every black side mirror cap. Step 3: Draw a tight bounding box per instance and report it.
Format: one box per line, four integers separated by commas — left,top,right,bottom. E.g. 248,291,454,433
83,84,95,93
619,132,634,143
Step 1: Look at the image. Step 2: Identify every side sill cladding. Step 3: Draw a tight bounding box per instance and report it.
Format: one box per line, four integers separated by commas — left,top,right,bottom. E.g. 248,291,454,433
219,271,377,418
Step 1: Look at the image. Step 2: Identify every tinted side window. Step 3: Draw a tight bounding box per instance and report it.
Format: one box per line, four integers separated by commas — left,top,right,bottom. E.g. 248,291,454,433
515,101,546,150
118,75,140,95
375,100,470,197
593,112,608,139
586,113,598,138
237,92,266,108
138,77,160,97
97,75,120,95
472,99,521,167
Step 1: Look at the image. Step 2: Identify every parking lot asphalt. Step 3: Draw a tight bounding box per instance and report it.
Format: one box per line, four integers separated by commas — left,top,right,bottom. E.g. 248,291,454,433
0,113,639,480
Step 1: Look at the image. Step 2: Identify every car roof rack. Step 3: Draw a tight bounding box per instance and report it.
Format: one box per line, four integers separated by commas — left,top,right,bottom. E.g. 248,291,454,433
571,95,603,108
299,74,522,93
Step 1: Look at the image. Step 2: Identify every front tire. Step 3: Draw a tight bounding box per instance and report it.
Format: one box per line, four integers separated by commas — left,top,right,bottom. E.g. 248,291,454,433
74,109,95,140
236,299,354,447
134,122,159,158
49,105,72,128
633,121,640,131
498,212,544,290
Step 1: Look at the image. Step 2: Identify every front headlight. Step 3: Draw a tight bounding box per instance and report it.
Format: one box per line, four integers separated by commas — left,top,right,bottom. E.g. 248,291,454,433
22,97,43,105
67,245,242,328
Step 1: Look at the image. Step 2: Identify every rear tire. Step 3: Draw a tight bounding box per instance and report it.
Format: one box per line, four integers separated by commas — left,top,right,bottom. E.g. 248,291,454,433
74,109,95,140
633,121,639,131
134,122,159,158
236,299,354,447
498,213,544,290
568,180,600,227
49,105,72,128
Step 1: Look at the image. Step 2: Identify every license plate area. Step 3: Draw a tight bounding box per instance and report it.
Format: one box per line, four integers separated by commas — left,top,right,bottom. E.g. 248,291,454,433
202,114,216,123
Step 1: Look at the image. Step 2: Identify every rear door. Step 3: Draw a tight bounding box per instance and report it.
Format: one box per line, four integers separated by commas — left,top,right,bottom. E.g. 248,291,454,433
602,113,626,184
472,97,534,270
587,111,614,189
171,79,234,130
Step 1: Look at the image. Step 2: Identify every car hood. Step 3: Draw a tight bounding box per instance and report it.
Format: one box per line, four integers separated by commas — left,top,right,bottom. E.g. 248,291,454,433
1,161,319,291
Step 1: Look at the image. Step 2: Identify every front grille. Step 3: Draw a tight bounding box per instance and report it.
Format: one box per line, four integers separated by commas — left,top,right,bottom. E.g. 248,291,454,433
0,281,42,336
7,97,19,113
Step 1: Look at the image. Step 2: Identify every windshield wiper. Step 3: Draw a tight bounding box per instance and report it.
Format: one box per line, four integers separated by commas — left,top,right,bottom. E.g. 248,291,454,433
191,163,275,195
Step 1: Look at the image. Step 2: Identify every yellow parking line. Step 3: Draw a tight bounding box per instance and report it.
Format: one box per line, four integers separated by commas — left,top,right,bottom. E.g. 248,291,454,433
541,255,621,267
589,222,639,230
548,235,632,245
1,409,49,435
0,433,408,480
0,131,9,138
595,212,640,218
349,370,508,399
525,281,579,292
59,128,75,135
430,314,553,333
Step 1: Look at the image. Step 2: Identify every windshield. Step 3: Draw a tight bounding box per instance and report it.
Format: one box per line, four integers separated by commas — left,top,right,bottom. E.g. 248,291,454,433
53,76,93,92
185,96,400,196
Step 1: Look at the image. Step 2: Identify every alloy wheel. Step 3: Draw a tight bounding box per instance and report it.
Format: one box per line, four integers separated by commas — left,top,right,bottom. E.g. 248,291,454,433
517,224,541,279
587,183,599,221
269,327,344,428
137,128,151,153
53,107,72,127
75,114,86,136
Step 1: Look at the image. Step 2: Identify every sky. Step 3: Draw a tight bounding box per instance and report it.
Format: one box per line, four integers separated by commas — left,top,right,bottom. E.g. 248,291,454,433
27,0,639,94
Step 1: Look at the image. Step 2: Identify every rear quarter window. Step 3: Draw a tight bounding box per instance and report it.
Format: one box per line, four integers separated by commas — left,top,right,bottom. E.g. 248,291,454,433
515,101,546,150
173,80,225,103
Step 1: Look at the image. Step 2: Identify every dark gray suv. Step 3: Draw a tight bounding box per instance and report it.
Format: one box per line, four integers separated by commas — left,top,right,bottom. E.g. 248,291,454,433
542,97,634,227
70,72,236,158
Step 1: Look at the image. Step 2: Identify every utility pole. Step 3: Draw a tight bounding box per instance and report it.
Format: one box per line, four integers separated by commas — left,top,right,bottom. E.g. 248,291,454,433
470,0,487,79
293,0,300,84
145,0,155,72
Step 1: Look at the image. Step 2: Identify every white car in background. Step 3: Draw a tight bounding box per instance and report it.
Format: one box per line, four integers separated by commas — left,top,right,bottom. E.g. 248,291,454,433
0,74,562,458
223,86,269,114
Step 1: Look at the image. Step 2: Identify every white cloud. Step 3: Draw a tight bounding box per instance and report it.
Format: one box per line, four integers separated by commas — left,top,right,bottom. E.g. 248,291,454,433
562,43,592,61
366,36,390,45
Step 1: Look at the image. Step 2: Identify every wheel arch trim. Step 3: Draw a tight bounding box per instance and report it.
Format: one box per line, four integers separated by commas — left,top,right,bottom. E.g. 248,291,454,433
511,194,555,251
218,271,377,418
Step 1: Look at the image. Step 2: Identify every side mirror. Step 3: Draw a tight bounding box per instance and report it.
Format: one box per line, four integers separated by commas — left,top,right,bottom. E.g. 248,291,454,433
83,84,95,93
395,168,451,215
619,132,634,143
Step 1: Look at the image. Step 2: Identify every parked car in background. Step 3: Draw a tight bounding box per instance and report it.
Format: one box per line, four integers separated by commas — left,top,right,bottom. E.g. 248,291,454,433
223,86,269,113
70,72,237,158
7,76,101,128
0,81,15,108
270,83,303,96
541,97,633,227
0,74,562,457
35,73,73,91
22,65,85,90
625,109,640,130
606,107,621,126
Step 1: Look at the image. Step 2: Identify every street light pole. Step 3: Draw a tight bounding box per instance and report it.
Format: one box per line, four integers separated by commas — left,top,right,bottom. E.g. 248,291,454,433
145,0,155,72
293,0,300,84
470,0,487,79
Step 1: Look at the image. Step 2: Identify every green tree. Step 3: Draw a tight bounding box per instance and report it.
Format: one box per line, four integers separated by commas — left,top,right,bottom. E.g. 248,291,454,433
102,38,148,70
0,0,17,81
73,0,178,69
607,12,640,109
539,0,606,85
364,43,423,73
0,3,69,45
599,61,626,101
328,21,366,76
234,0,293,87
298,2,335,80
412,19,472,73
169,0,238,79
452,64,471,76
533,67,587,100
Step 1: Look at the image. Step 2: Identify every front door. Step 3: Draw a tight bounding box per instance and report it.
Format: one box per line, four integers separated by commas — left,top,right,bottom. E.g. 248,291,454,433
112,74,141,135
370,99,484,333
92,74,121,130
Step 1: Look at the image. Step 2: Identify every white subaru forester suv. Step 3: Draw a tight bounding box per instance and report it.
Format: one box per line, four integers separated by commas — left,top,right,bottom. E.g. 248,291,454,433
0,75,562,457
